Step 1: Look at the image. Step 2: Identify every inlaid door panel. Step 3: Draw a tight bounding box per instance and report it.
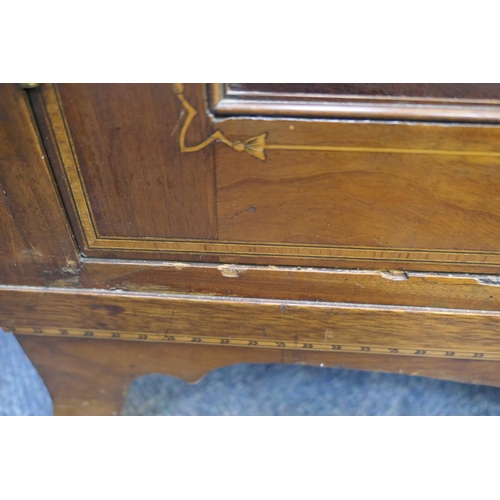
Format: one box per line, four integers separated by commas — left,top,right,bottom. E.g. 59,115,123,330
33,83,500,272
39,83,216,241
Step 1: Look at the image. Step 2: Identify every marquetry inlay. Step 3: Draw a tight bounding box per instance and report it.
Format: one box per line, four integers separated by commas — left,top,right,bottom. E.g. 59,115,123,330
4,325,497,361
173,83,500,162
37,83,500,269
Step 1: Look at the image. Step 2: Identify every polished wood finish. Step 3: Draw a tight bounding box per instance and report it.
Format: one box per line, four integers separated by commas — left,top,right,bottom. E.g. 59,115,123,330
212,83,500,122
31,83,500,272
215,118,500,258
60,83,216,239
4,82,500,415
230,83,500,99
31,84,217,251
16,334,500,416
4,286,500,360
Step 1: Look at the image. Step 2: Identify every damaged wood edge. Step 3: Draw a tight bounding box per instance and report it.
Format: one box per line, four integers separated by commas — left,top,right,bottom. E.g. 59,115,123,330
44,257,82,287
3,326,497,361
81,257,500,286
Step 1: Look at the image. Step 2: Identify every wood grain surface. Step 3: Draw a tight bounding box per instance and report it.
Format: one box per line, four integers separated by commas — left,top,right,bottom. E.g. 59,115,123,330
80,259,500,311
36,83,217,244
6,82,500,414
32,83,500,273
4,286,500,358
215,117,500,258
0,84,78,285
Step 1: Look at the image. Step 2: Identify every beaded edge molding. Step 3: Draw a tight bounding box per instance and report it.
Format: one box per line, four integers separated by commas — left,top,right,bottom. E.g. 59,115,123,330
4,326,495,361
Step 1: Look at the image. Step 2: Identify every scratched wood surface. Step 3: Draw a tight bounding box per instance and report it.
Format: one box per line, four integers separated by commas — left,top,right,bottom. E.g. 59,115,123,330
80,259,500,311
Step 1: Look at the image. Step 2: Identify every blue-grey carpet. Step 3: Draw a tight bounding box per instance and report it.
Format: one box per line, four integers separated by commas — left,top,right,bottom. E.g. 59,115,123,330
2,327,500,415
0,328,52,416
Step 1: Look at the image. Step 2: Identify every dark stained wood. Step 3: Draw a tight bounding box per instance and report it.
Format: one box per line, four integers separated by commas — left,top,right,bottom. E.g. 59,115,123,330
15,334,500,416
28,86,90,250
45,83,217,240
31,83,500,273
214,84,500,122
7,82,500,415
231,83,500,100
30,84,219,263
0,84,79,286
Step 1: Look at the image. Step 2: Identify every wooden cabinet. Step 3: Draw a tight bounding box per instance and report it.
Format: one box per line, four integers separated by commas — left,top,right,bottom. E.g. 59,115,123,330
28,83,500,270
3,83,500,415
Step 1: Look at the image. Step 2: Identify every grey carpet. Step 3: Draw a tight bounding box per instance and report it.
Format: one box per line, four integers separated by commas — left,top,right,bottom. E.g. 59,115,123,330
0,328,52,416
1,327,500,416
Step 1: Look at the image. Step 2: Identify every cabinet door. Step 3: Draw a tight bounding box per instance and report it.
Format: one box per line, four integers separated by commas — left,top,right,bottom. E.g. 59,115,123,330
33,83,500,273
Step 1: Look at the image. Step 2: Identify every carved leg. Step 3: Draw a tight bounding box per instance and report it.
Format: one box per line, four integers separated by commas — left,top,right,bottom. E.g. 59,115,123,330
14,335,283,416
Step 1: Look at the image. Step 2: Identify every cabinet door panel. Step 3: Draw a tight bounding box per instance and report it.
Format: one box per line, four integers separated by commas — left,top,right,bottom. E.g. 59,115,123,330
35,83,500,273
214,115,500,268
49,83,216,240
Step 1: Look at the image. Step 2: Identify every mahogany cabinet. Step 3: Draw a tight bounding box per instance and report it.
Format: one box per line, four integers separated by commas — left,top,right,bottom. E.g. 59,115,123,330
3,83,500,415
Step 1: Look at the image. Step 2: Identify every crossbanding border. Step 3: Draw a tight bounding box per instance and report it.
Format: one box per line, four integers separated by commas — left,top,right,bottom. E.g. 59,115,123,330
3,326,497,361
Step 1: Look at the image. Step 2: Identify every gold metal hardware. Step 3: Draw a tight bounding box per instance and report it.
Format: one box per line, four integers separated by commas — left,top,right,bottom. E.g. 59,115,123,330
19,83,40,89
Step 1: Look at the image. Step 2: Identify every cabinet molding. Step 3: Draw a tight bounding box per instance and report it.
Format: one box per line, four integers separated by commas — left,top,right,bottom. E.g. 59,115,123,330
210,82,500,123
